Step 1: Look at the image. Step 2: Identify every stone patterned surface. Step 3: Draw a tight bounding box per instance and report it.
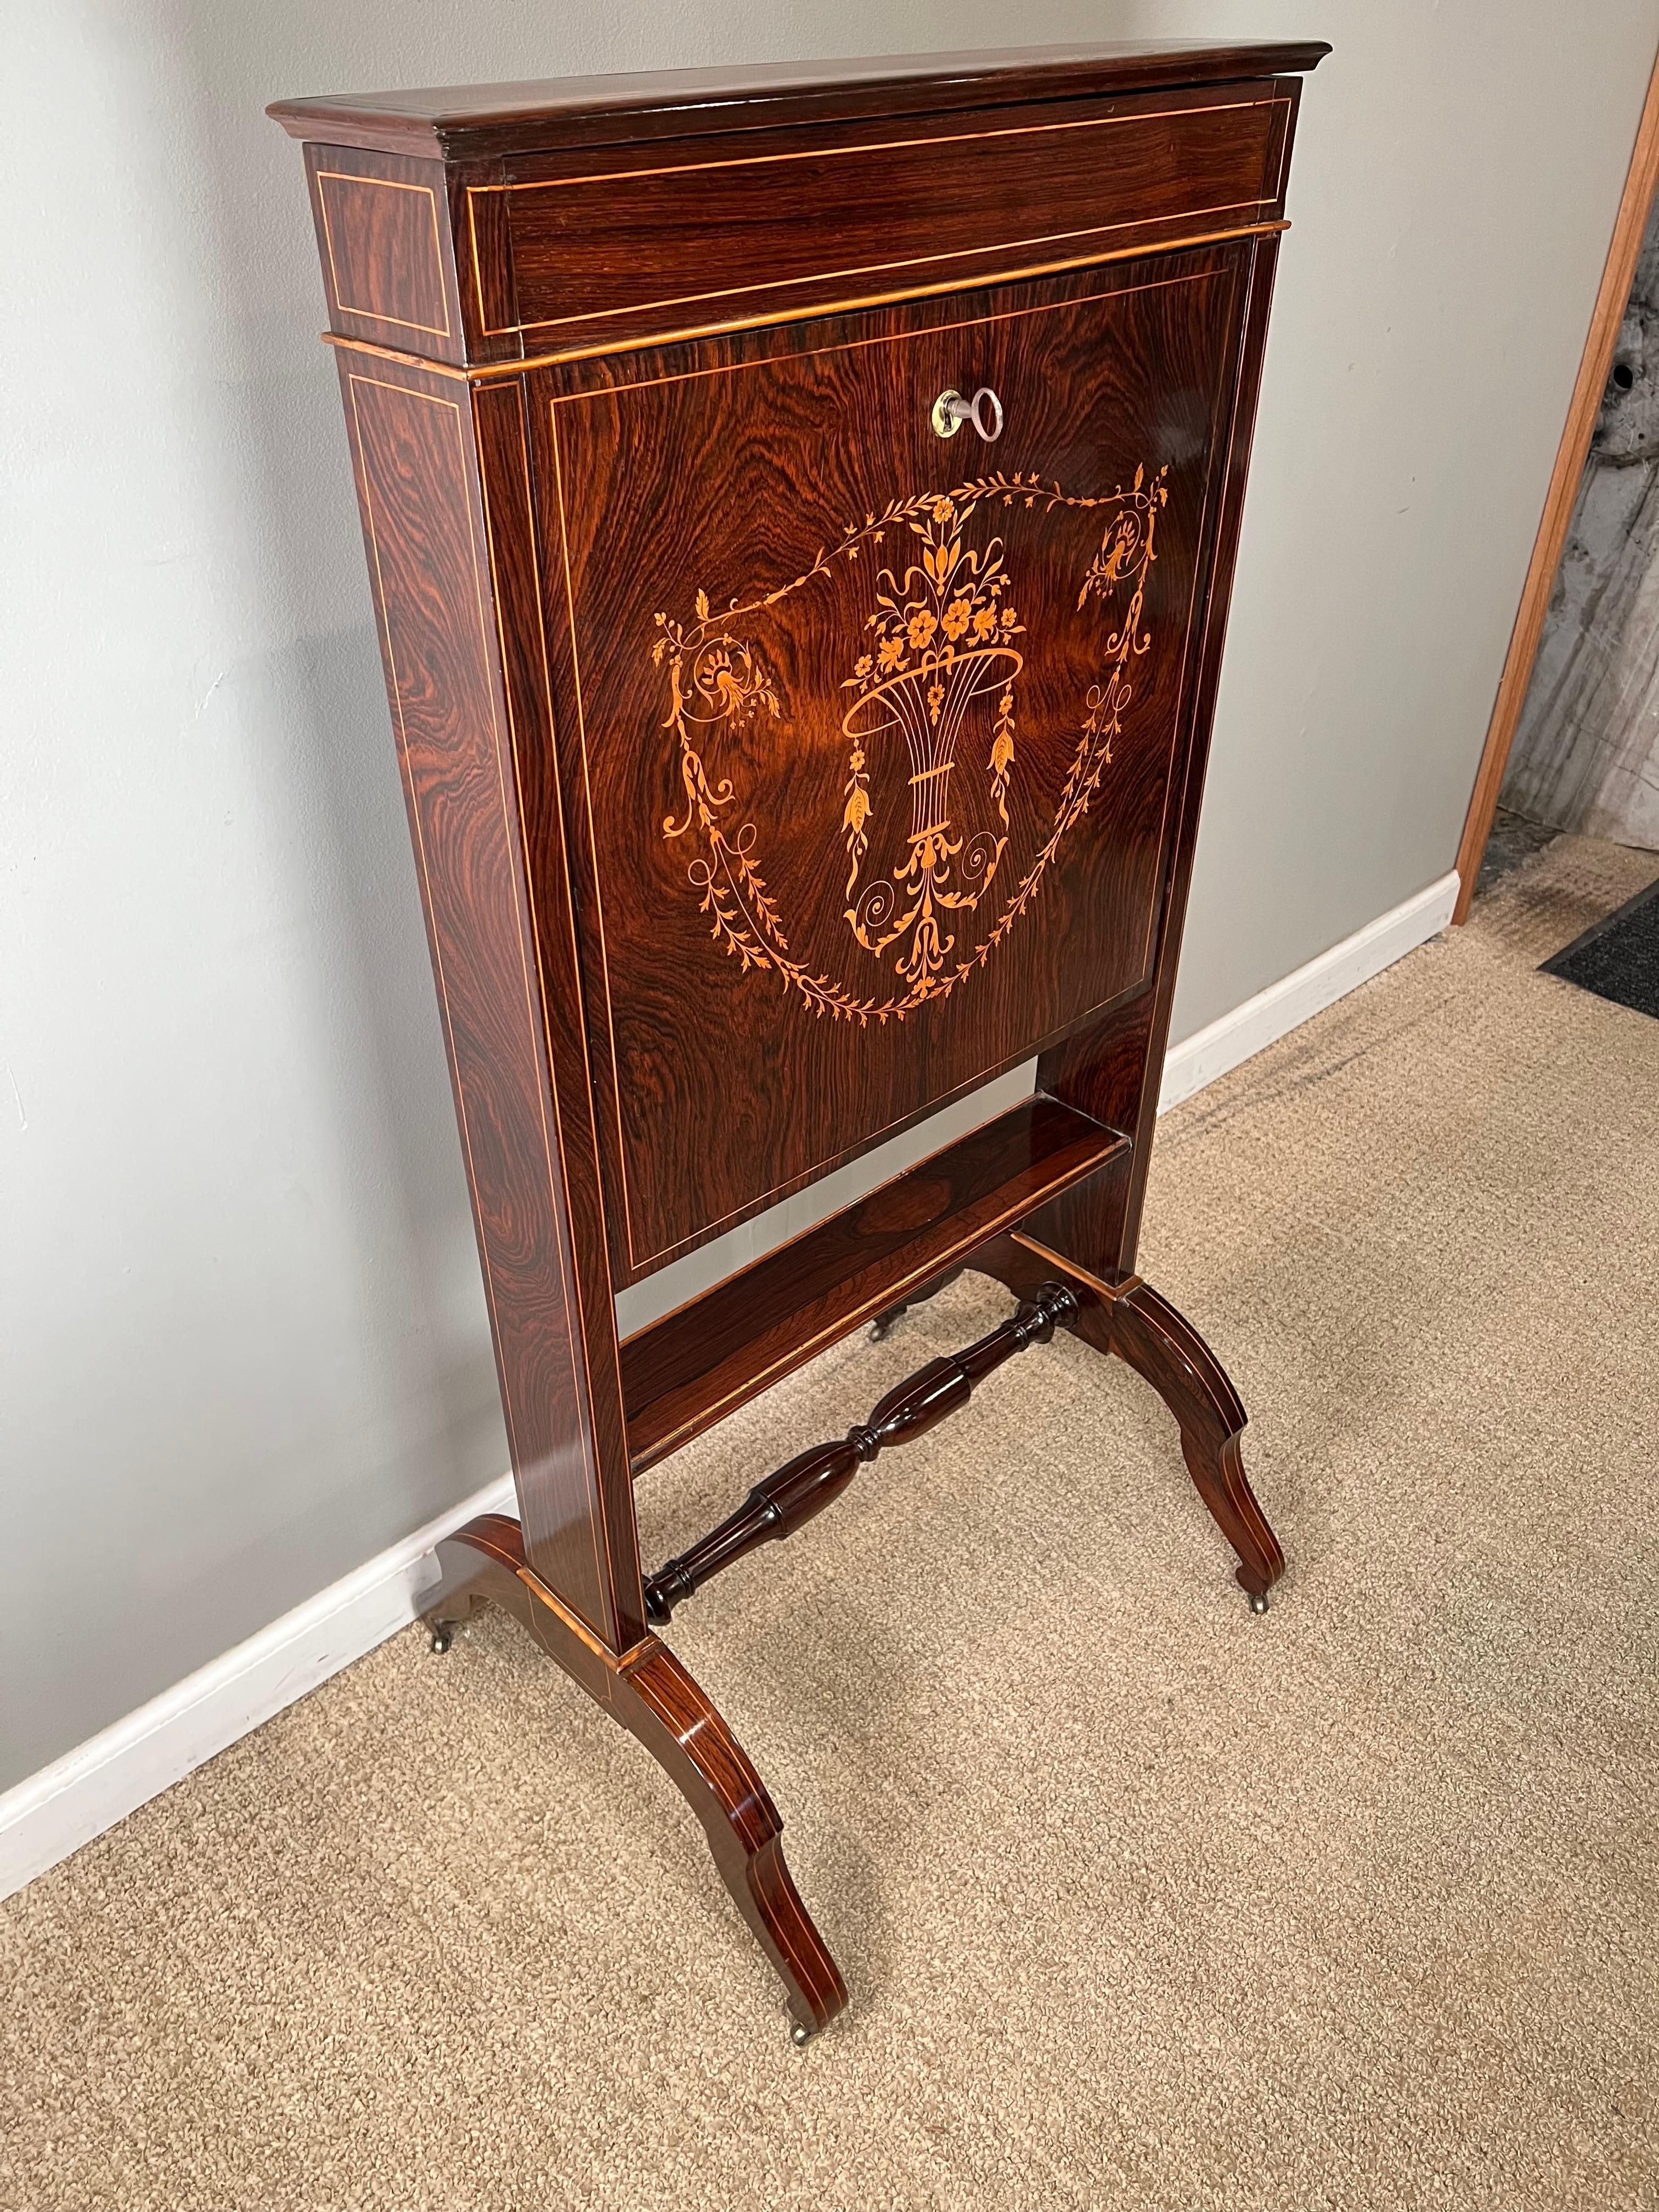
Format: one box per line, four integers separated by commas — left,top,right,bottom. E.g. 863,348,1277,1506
1504,193,1659,849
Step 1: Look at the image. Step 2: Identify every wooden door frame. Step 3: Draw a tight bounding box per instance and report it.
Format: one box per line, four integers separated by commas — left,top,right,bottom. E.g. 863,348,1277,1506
1452,46,1659,922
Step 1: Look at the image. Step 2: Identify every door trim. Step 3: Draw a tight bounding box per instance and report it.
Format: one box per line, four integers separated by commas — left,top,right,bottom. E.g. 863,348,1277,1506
1452,44,1659,922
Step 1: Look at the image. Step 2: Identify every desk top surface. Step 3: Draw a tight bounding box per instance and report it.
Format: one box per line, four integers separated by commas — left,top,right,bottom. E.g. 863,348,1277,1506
268,38,1330,162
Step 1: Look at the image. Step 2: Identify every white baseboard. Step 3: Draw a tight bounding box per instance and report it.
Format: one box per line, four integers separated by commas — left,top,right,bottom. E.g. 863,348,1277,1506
1159,871,1460,1114
0,1471,514,1901
0,870,1460,1903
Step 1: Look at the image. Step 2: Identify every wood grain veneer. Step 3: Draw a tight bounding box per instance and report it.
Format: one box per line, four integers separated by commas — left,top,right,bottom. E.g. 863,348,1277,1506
620,1095,1127,1472
269,39,1331,161
478,86,1288,348
537,251,1243,1278
273,38,1325,2039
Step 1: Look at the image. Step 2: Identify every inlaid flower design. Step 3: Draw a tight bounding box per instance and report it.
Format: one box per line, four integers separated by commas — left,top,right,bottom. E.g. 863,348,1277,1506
653,465,1168,1024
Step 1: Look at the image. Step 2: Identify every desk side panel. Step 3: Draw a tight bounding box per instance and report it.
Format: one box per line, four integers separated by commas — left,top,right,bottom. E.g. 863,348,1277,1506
336,353,641,1646
303,144,475,365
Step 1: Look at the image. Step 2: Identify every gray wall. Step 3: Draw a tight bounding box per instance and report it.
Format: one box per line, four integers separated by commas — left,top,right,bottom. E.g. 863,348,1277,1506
5,1,1656,1795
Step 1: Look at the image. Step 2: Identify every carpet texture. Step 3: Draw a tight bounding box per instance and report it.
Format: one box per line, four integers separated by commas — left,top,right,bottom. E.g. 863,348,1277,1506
4,835,1658,2211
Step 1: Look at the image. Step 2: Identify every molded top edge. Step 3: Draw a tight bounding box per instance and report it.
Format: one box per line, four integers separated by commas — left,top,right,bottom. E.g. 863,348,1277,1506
267,39,1331,161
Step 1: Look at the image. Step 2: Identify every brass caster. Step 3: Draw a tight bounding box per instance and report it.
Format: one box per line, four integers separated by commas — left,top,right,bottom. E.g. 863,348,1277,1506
790,2021,813,2049
1248,1591,1269,1617
428,1623,454,1654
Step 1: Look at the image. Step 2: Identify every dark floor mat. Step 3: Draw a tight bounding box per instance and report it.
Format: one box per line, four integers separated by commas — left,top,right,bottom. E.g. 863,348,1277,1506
1541,869,1659,1018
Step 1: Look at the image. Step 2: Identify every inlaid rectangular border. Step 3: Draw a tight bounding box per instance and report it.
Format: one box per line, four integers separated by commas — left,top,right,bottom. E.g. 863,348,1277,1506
318,171,452,338
467,95,1286,340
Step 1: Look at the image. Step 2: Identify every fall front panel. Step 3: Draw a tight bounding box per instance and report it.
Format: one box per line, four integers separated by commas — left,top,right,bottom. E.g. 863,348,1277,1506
538,253,1244,1277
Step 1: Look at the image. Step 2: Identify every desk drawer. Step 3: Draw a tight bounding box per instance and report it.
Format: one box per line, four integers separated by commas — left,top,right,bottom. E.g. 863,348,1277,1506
473,83,1288,352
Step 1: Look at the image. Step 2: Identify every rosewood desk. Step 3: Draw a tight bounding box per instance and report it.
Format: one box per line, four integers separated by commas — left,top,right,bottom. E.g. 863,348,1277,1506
270,37,1327,2040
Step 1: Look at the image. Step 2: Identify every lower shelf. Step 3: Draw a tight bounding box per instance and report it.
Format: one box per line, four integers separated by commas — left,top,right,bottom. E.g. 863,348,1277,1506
619,1092,1128,1474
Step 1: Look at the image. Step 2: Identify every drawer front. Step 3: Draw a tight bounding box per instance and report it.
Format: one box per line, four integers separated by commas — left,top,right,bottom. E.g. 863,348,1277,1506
536,253,1247,1277
475,85,1288,353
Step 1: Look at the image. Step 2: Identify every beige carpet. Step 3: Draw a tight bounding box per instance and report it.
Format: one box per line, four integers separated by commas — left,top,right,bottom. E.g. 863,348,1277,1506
5,836,1658,2211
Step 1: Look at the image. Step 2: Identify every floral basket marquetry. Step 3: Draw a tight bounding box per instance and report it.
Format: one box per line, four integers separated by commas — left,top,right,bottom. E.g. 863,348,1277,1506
657,470,1167,1022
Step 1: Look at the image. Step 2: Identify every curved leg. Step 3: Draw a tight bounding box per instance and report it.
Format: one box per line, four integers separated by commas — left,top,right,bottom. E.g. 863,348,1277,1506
424,1513,847,2038
970,1236,1285,1603
1106,1281,1284,1603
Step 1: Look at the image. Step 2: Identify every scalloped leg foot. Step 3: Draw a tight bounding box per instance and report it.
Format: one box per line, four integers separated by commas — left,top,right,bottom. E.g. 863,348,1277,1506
1113,1282,1285,1603
967,1238,1285,1604
422,1513,847,2038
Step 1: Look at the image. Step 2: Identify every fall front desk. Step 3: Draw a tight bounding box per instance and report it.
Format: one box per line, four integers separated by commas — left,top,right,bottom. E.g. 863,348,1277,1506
270,37,1327,2040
